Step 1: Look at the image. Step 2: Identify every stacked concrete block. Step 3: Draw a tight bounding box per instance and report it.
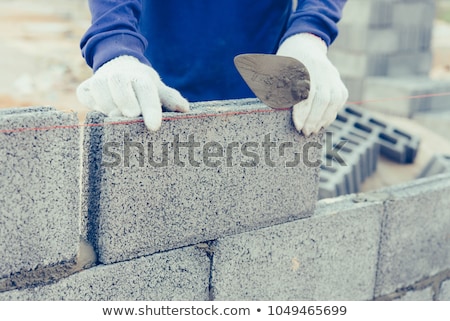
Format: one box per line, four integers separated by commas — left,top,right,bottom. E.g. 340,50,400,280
0,107,80,280
417,154,450,178
319,105,420,199
211,195,384,300
84,99,322,264
413,110,450,139
374,173,450,297
439,280,450,301
0,246,210,301
319,125,379,199
330,0,444,113
362,77,450,117
337,106,420,163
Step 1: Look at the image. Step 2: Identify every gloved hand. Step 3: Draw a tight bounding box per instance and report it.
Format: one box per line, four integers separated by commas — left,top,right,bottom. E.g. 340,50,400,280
276,33,348,136
77,55,189,131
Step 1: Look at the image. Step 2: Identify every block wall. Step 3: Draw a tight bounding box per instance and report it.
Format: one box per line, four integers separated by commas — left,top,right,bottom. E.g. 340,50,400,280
1,102,449,301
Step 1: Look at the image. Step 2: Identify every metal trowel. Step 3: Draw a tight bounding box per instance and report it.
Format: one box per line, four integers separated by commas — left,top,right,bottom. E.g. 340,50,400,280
234,54,310,109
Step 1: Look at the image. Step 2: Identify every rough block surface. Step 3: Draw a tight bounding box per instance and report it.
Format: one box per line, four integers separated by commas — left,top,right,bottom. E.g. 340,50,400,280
396,288,434,301
439,280,450,301
0,107,80,278
211,195,383,300
375,173,450,296
86,99,322,264
0,246,210,301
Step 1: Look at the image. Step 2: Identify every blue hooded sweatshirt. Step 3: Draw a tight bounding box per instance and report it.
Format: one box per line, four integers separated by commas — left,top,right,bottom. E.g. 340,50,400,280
81,0,346,102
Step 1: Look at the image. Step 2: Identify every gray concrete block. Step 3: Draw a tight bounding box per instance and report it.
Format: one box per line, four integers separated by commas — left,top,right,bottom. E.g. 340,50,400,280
0,107,80,279
0,246,210,300
319,127,379,199
396,287,434,301
340,0,393,28
337,106,420,164
341,77,364,103
438,280,450,301
374,173,450,297
328,50,387,78
386,52,433,77
396,26,433,52
332,25,399,54
211,195,384,300
413,111,450,139
363,77,450,117
418,154,450,178
392,2,435,28
87,99,322,264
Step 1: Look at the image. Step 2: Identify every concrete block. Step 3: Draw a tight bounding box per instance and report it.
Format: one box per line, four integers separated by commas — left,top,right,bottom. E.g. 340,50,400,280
413,111,450,139
392,2,435,28
439,280,450,301
396,287,434,301
341,77,364,103
374,173,450,297
396,26,433,52
328,50,387,78
319,127,379,199
363,77,450,117
211,195,383,300
0,246,210,300
87,99,322,264
332,25,399,54
386,52,433,77
0,107,80,279
418,154,450,178
340,0,393,28
337,106,420,164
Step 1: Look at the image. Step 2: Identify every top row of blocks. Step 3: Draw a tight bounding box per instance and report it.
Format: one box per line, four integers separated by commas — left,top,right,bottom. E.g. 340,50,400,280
340,0,435,28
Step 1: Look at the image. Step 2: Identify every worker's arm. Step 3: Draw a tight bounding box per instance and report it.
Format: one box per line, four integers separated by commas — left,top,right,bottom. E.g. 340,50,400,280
277,0,348,136
77,0,188,131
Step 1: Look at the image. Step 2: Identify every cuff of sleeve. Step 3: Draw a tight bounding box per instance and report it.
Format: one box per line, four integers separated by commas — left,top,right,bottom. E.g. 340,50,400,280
280,12,339,47
87,32,151,72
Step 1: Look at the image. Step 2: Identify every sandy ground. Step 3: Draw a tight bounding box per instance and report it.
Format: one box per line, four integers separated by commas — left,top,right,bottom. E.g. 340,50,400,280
1,0,450,191
0,0,91,115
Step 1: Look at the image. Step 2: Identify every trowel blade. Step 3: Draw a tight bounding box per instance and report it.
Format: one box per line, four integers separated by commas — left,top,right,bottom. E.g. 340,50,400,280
234,53,310,109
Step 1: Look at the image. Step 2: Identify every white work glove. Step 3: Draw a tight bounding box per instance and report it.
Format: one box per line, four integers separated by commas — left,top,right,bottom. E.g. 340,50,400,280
277,33,348,136
77,55,189,131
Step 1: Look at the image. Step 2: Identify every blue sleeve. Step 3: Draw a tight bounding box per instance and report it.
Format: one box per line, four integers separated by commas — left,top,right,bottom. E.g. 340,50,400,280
281,0,347,47
80,0,150,71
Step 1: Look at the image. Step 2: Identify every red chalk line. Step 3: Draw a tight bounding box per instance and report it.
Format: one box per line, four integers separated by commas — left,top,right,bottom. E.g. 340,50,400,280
1,91,450,135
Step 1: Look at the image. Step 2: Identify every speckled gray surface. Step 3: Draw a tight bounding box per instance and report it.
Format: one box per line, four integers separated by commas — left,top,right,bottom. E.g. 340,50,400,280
0,107,80,278
0,246,210,300
396,287,434,301
374,173,450,297
211,195,383,300
439,280,450,301
87,99,322,264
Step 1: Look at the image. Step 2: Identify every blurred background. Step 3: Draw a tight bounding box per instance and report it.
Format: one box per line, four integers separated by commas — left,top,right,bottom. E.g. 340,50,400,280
0,0,90,112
